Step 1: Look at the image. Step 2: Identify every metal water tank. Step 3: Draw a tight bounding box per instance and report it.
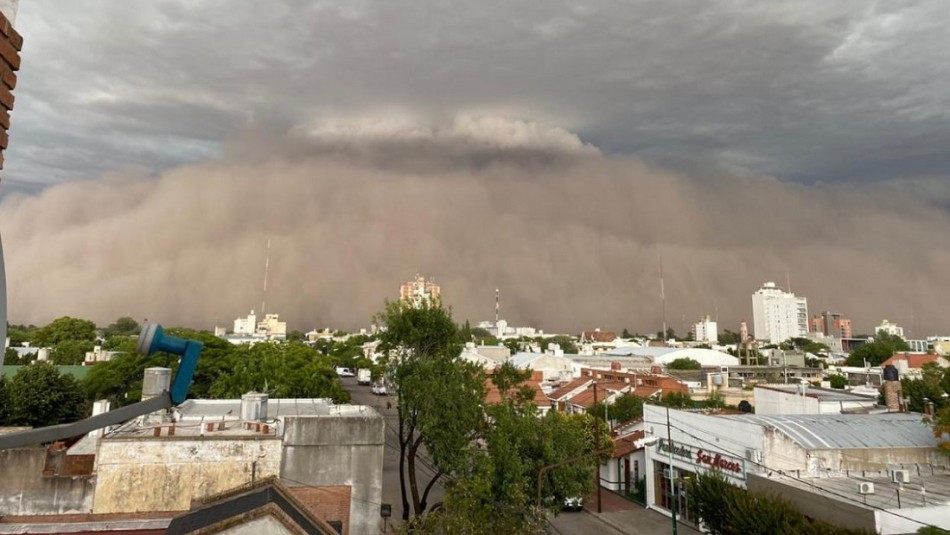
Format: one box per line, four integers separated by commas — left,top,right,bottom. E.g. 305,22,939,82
142,367,172,400
241,392,269,422
882,364,899,382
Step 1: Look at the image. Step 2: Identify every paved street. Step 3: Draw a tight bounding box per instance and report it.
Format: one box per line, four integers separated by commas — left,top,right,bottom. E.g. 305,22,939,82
340,376,444,532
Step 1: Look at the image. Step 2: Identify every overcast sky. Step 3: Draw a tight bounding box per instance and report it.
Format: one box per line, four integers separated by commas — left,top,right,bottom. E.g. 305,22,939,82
4,0,949,191
2,1,950,335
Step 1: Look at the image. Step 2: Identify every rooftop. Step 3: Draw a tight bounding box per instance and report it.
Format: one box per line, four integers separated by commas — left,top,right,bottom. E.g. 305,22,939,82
104,399,380,439
756,384,878,403
719,413,938,450
762,470,950,511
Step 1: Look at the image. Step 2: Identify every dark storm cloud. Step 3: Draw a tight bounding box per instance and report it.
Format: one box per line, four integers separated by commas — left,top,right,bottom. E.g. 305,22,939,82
3,0,950,188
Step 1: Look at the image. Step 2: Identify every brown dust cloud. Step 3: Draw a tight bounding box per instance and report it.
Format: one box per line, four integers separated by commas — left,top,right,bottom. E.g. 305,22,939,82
2,116,949,337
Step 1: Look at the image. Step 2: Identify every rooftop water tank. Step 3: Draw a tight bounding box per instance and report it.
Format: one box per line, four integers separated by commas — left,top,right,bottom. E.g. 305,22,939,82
883,364,899,382
241,392,269,422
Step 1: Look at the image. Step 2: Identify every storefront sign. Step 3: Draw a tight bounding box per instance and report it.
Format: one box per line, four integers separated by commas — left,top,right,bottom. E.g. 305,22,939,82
695,449,742,474
657,439,692,460
657,439,745,479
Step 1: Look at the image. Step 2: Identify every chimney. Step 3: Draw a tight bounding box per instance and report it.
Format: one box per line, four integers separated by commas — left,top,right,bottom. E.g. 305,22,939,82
882,364,902,412
142,367,172,401
241,392,269,422
88,400,111,438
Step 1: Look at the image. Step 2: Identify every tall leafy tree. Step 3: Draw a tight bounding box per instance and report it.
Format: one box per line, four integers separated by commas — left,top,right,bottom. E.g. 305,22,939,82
5,362,86,427
845,332,910,367
377,299,486,521
31,316,97,347
408,363,607,535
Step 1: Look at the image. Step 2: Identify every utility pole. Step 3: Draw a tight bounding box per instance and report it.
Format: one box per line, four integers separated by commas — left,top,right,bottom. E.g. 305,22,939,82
666,406,678,535
593,381,603,513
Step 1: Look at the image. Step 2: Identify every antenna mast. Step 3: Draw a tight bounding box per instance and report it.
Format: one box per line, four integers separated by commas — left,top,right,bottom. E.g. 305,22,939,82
495,288,500,324
261,239,271,317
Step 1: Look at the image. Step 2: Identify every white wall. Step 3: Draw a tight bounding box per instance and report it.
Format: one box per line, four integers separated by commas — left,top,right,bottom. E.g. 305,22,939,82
643,406,764,515
754,388,820,415
876,506,950,535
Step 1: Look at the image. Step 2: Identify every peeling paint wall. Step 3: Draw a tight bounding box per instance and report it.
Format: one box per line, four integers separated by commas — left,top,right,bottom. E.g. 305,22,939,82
281,414,385,535
0,447,94,515
93,437,282,513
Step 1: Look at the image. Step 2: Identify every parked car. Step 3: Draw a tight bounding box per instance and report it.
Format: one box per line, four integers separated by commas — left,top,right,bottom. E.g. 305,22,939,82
335,367,355,377
562,496,583,512
371,382,388,396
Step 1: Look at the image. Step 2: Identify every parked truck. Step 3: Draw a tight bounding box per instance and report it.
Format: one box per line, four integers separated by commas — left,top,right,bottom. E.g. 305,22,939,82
357,368,372,385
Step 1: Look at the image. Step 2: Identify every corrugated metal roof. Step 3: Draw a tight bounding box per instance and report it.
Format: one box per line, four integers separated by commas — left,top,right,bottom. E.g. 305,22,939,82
719,413,938,450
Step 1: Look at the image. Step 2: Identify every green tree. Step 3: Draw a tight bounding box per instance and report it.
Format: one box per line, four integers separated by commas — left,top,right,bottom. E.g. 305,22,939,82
845,333,910,367
51,339,94,365
6,323,37,347
667,357,702,370
718,329,741,345
84,352,151,407
828,375,847,389
689,471,875,535
657,391,693,409
6,362,86,427
0,375,8,423
408,369,606,535
622,328,632,339
704,389,726,409
901,363,949,413
208,342,349,402
286,330,306,342
546,335,578,354
104,316,140,336
935,407,950,459
377,300,486,521
31,316,97,347
592,393,645,424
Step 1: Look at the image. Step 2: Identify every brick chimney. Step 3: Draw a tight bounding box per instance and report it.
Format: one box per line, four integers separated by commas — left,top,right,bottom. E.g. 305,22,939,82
882,364,902,412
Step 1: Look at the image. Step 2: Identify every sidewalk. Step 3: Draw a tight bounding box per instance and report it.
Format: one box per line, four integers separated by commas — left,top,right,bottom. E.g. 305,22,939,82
586,490,701,535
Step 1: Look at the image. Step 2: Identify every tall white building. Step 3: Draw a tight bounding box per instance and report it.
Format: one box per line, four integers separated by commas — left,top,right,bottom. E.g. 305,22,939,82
875,319,904,339
693,315,718,343
751,282,808,344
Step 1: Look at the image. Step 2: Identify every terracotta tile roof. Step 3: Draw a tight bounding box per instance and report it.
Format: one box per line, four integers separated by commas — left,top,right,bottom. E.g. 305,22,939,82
566,382,630,409
882,353,948,369
581,331,617,343
484,369,550,407
579,368,688,395
548,377,593,401
612,431,645,458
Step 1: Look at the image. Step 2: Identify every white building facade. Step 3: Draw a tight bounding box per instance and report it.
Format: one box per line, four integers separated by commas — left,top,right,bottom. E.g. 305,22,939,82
875,319,904,338
751,282,808,344
692,316,718,344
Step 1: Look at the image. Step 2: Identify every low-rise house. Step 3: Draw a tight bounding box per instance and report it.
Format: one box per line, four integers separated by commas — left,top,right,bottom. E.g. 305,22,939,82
881,352,950,377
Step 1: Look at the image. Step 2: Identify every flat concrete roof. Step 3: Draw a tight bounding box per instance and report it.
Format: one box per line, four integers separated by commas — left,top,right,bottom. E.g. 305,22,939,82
757,384,877,403
763,470,950,511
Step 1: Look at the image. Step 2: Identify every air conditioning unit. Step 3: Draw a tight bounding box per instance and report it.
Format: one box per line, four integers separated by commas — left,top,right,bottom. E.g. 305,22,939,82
663,469,673,479
891,469,910,484
745,449,763,464
857,482,875,495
